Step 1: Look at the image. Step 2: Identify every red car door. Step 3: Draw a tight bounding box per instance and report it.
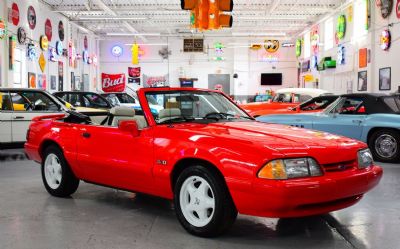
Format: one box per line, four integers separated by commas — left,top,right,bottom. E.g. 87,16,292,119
75,124,154,192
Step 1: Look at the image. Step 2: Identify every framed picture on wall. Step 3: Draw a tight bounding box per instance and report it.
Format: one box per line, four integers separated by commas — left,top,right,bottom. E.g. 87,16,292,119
379,67,391,91
358,71,367,91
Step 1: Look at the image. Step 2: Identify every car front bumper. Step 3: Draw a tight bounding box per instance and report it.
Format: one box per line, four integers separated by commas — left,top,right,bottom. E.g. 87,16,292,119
229,165,383,218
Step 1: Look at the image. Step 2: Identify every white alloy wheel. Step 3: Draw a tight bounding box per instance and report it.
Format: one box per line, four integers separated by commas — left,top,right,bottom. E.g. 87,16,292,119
44,153,62,189
179,176,216,227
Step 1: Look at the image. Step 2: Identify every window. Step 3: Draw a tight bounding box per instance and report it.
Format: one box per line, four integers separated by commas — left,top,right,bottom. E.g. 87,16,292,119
304,32,311,58
324,18,334,51
332,98,365,114
10,91,59,112
272,93,292,103
383,97,400,112
0,92,12,111
299,95,313,103
82,93,109,108
353,0,368,41
13,48,23,87
116,93,135,104
146,91,249,125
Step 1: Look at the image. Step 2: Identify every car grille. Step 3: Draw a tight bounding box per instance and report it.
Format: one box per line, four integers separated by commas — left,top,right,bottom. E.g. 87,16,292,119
321,160,357,172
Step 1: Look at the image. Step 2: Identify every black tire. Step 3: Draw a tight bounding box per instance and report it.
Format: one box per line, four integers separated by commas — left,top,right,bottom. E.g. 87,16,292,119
41,145,79,197
174,165,237,237
368,129,400,163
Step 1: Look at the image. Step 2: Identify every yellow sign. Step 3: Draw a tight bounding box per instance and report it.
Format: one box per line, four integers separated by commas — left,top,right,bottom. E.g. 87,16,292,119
347,5,353,22
39,52,46,72
40,35,48,51
131,43,139,65
304,74,314,82
264,40,280,53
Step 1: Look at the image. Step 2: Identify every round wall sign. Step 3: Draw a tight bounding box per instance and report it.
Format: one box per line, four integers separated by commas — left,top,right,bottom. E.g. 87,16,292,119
295,39,302,57
380,29,391,51
56,41,63,55
17,27,27,44
381,0,393,18
396,0,400,18
11,3,20,26
84,36,88,50
264,40,280,53
58,21,64,41
83,50,89,63
40,35,49,51
336,15,346,39
111,45,123,57
0,19,6,40
45,19,53,41
27,6,36,30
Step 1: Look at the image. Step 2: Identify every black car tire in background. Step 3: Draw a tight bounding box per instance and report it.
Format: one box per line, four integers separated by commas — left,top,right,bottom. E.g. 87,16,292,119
369,129,400,163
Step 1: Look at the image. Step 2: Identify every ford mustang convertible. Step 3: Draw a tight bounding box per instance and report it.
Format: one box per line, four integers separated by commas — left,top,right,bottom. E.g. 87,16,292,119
25,88,382,237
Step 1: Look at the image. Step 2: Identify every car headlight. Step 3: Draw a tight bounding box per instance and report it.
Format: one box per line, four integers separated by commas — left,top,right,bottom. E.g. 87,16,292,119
258,158,323,180
358,148,373,169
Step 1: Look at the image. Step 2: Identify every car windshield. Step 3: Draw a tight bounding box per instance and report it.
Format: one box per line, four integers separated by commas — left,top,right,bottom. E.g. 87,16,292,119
115,93,135,104
146,90,253,124
82,93,110,108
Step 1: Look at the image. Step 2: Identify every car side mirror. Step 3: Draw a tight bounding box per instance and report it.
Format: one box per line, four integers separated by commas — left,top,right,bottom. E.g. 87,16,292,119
118,120,140,137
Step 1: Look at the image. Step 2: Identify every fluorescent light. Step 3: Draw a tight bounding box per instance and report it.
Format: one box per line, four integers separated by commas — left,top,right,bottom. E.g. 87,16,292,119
232,32,286,37
239,16,307,21
106,33,161,36
78,16,147,20
124,43,168,46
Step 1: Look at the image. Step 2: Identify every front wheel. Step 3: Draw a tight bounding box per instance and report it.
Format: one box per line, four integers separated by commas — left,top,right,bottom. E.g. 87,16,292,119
42,146,80,197
369,129,400,163
174,165,237,237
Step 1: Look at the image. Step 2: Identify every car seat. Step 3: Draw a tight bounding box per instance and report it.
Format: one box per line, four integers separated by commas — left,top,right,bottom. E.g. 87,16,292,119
158,108,182,123
106,107,148,129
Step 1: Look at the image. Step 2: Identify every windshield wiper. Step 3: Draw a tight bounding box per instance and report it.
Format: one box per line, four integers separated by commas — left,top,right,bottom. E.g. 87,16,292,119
203,112,253,121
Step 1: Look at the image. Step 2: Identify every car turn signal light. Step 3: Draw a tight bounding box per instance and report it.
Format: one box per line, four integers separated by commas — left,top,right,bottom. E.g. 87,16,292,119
258,158,323,180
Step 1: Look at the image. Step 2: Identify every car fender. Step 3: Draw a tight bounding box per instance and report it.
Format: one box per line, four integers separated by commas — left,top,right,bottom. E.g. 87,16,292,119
360,114,400,142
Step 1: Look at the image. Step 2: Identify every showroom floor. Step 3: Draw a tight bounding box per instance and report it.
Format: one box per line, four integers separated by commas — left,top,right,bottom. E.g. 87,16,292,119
0,150,398,249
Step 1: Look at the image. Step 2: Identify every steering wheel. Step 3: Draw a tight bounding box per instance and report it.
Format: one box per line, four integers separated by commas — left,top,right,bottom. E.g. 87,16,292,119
24,102,34,111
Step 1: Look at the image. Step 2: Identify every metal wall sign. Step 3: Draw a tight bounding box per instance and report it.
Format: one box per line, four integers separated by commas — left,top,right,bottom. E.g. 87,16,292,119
45,19,53,41
0,19,6,39
58,21,64,41
336,15,346,39
9,36,17,70
264,40,280,53
40,35,49,51
381,0,393,18
17,27,27,44
396,0,400,18
380,29,391,51
27,43,37,61
183,39,204,52
27,6,36,29
10,3,20,26
56,41,63,56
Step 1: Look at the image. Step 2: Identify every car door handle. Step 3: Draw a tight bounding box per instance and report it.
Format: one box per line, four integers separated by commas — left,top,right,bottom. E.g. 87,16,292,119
352,120,362,124
13,116,25,120
82,132,91,138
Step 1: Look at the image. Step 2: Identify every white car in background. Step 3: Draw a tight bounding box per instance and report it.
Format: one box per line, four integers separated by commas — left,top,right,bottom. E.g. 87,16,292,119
0,88,68,148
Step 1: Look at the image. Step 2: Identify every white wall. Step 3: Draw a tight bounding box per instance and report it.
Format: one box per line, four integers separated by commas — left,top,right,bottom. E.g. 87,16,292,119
297,0,400,94
99,37,297,95
2,0,98,91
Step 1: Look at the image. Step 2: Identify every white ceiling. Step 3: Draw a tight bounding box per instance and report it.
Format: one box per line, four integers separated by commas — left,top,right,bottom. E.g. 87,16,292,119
40,0,340,39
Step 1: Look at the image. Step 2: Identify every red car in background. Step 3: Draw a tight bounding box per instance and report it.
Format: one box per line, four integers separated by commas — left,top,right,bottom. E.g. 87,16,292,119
241,88,332,117
25,87,382,237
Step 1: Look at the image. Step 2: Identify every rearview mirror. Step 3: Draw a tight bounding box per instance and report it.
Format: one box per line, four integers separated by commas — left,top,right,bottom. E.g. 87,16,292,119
118,120,140,137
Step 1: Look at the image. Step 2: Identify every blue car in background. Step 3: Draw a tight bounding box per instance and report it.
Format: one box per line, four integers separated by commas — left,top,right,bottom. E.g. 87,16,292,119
257,93,400,163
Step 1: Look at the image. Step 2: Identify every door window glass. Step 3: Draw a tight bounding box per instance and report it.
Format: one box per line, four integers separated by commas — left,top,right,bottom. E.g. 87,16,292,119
0,92,12,111
83,94,109,108
10,91,59,112
332,98,365,114
272,93,292,103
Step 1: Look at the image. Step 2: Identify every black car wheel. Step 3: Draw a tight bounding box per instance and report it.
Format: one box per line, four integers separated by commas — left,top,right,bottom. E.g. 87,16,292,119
42,145,80,197
369,129,400,163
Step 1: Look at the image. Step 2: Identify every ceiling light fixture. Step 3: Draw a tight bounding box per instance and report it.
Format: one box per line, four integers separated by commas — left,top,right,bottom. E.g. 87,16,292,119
106,33,161,36
232,32,286,37
124,43,168,46
78,16,147,20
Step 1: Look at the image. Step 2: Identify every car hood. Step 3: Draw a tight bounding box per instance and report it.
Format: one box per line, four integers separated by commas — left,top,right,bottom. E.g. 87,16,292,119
175,121,364,164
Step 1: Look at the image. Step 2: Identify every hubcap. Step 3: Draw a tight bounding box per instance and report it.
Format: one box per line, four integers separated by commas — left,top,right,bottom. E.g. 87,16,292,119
375,134,398,159
179,176,215,227
44,154,62,189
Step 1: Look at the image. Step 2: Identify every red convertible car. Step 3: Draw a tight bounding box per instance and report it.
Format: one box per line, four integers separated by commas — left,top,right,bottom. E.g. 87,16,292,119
25,87,382,237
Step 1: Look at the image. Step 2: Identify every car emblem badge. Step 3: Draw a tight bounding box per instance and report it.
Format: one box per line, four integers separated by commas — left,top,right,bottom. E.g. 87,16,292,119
156,160,167,165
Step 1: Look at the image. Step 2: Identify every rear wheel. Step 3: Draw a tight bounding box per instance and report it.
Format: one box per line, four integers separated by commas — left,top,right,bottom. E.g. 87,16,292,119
174,165,237,237
42,146,79,197
369,129,400,163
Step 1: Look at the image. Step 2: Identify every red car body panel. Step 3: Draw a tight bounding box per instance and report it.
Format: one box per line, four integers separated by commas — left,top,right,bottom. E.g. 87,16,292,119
25,87,383,218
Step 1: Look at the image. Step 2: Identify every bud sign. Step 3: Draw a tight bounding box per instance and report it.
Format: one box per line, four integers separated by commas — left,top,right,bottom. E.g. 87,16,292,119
101,73,126,92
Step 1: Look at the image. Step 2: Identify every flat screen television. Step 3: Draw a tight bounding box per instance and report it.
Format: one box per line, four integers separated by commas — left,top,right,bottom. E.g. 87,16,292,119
261,73,282,85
